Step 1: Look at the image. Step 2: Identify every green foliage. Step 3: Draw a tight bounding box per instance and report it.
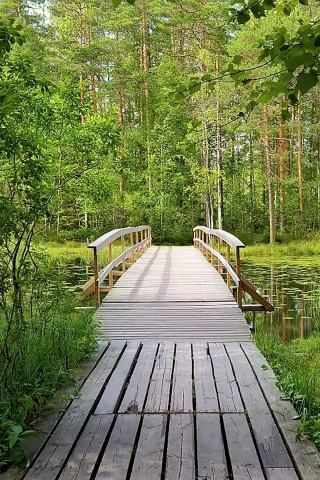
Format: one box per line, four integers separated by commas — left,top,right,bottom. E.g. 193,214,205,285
0,257,97,468
254,331,320,448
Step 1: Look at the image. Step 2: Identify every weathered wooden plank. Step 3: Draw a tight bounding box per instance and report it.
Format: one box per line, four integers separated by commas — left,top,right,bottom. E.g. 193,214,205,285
265,468,299,480
24,342,126,480
145,342,174,413
95,341,141,415
196,413,228,480
130,414,167,479
166,414,195,479
192,343,219,413
208,343,243,413
242,342,320,480
119,342,158,413
95,414,140,479
226,343,293,469
171,343,193,413
59,415,114,480
223,413,265,480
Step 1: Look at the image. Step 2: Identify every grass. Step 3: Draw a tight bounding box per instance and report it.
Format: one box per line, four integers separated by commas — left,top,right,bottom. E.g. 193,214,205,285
0,256,98,470
254,329,320,449
243,240,320,259
33,239,124,269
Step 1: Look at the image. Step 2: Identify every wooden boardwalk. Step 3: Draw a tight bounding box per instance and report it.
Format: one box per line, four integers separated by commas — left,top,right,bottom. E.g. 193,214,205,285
97,246,251,342
17,244,320,480
24,341,320,480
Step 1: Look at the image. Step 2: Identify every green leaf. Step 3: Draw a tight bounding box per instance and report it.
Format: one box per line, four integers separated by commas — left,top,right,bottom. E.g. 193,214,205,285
192,120,201,128
245,100,256,111
112,0,123,6
299,0,308,4
201,74,211,81
315,35,320,48
237,12,250,24
284,54,311,71
261,364,268,370
232,55,243,65
263,0,275,9
250,4,265,18
281,109,290,121
189,84,201,94
21,430,38,438
175,92,184,100
296,72,318,95
256,92,272,104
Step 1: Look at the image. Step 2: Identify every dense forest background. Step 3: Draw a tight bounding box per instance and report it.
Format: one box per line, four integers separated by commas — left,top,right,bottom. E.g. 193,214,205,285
1,0,320,245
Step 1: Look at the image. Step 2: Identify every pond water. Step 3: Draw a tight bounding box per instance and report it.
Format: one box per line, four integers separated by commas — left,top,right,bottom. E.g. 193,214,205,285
241,259,320,341
60,255,320,342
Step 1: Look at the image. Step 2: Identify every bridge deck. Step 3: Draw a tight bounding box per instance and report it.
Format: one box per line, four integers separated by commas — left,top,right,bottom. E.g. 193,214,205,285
97,245,251,342
24,340,320,480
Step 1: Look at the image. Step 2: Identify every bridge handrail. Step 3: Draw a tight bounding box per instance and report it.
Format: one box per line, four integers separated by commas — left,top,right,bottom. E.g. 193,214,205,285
85,225,152,306
193,226,245,253
88,225,151,254
193,226,273,312
196,239,240,286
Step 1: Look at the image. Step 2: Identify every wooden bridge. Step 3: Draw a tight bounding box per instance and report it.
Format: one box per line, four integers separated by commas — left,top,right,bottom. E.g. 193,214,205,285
14,226,320,480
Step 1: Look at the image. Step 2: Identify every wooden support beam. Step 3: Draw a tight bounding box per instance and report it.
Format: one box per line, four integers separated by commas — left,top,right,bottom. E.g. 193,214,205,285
93,249,99,308
108,243,113,291
226,244,231,289
236,246,242,309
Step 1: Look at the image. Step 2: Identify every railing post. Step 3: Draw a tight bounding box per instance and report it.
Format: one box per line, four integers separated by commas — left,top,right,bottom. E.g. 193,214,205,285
210,235,214,266
108,242,113,290
121,235,126,273
93,248,99,308
130,232,134,263
136,231,139,257
217,238,221,274
201,230,204,254
236,246,242,308
226,244,231,289
205,233,209,260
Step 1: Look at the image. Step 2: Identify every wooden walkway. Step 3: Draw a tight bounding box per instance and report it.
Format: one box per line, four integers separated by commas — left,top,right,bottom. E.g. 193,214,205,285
18,245,320,480
97,246,251,342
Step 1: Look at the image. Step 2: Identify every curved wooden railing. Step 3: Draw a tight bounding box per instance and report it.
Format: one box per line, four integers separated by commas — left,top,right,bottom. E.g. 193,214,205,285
83,226,152,307
193,226,273,312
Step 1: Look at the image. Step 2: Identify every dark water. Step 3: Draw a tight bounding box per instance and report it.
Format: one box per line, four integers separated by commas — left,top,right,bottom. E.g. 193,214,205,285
241,259,320,341
60,257,320,341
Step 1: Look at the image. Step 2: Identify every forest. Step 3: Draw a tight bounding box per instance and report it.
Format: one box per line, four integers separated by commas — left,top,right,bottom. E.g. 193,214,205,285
2,0,320,247
3,0,320,470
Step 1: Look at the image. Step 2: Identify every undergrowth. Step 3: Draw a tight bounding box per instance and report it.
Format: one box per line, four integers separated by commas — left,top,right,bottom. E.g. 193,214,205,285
244,240,320,258
254,330,320,449
0,258,97,470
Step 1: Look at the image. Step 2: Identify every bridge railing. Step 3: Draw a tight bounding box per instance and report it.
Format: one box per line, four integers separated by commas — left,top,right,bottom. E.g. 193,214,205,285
83,225,152,307
193,226,273,312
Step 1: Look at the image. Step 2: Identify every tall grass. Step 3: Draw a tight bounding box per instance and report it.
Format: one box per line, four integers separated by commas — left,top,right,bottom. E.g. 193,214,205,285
244,240,320,258
254,329,320,448
0,258,97,469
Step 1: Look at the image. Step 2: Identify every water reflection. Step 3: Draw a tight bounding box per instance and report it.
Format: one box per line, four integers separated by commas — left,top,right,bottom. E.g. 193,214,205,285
241,260,320,341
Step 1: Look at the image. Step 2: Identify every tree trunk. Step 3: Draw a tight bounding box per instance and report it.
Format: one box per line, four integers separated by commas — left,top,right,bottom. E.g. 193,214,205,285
279,104,285,233
78,4,85,124
264,104,275,243
216,58,223,229
141,1,151,191
297,92,303,225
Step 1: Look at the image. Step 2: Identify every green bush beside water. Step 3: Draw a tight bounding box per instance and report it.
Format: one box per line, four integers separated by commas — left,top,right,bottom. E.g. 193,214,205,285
0,259,97,470
254,331,320,449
